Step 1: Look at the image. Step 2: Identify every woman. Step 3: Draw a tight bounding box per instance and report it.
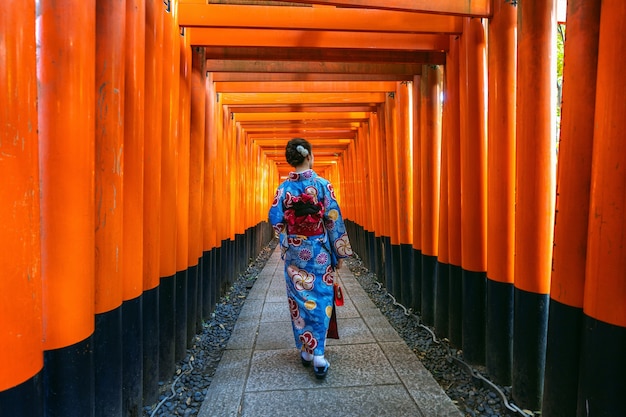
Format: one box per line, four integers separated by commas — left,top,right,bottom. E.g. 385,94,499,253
268,138,353,379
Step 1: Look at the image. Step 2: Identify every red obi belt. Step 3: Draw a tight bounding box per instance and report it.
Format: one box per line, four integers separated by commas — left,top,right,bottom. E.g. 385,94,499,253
284,193,325,237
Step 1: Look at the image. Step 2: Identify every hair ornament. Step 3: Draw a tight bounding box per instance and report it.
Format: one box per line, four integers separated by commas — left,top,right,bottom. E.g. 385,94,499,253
296,145,309,157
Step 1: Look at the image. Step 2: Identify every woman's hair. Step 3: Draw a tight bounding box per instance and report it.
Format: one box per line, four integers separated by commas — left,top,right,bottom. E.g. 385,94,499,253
285,138,312,167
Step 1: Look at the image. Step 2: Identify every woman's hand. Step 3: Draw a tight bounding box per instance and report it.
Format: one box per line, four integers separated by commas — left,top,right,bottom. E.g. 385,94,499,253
336,259,343,270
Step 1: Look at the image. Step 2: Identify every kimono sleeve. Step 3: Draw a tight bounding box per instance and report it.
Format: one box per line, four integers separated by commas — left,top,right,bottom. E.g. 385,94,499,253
321,180,353,260
268,185,286,237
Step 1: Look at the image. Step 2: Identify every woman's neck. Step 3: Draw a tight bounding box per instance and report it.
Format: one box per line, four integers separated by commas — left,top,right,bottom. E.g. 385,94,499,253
294,164,310,173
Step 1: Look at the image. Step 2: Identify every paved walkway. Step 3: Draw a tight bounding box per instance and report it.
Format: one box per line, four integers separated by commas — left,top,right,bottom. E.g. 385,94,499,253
198,248,463,417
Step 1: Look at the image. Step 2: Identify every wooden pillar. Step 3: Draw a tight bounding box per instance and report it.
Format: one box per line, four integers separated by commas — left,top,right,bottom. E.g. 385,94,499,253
486,0,517,387
436,66,450,338
446,36,463,348
396,82,414,309
513,0,557,410
94,0,126,414
383,95,401,299
578,2,626,416
364,123,381,275
459,17,488,366
159,0,179,380
189,46,206,341
411,76,423,313
122,0,145,414
368,110,386,281
0,3,43,415
142,0,164,404
543,1,600,415
202,72,218,316
175,26,190,362
38,0,96,415
420,65,442,326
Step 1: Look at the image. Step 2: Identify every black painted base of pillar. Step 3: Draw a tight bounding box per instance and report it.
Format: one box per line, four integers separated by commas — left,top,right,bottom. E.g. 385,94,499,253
187,263,199,346
512,287,549,411
399,243,414,308
43,336,94,417
448,264,463,348
142,286,159,406
94,307,123,417
462,269,486,365
576,315,625,417
159,274,176,380
541,299,582,417
421,254,438,326
122,296,143,417
0,371,42,417
435,260,449,338
486,279,513,386
411,248,422,312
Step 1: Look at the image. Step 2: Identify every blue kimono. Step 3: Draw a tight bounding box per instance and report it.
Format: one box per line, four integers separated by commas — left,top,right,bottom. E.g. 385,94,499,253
268,169,353,356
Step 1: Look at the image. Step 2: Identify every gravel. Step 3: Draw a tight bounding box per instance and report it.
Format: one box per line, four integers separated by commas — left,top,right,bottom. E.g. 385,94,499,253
143,239,533,417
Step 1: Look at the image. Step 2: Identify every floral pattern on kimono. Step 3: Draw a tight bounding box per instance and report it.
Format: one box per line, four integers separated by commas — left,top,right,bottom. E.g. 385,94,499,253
268,169,353,356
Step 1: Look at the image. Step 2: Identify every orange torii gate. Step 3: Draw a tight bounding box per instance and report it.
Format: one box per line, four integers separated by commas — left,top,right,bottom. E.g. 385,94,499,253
1,1,624,417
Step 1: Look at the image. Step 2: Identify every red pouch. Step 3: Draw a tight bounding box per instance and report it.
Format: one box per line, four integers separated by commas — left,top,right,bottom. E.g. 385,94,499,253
333,283,344,306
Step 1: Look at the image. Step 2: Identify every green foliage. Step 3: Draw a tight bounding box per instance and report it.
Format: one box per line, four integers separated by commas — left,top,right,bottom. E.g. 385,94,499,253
556,24,566,123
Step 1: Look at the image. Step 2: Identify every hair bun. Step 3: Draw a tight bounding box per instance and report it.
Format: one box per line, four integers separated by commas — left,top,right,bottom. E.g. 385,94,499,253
296,145,309,157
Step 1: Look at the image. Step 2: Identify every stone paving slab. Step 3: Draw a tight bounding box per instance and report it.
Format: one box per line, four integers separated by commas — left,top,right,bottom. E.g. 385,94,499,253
198,248,462,417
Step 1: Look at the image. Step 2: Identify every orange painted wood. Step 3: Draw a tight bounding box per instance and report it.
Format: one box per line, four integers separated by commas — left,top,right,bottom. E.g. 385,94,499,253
206,60,428,75
123,0,146,301
232,124,244,236
234,112,369,122
95,0,126,314
0,0,43,390
420,66,443,256
179,4,462,33
396,82,414,246
204,47,444,66
215,81,398,93
459,18,487,273
412,76,422,252
370,110,388,238
551,0,600,308
347,133,361,227
160,4,180,278
263,0,491,16
220,92,386,105
245,125,359,134
225,107,236,240
438,91,449,265
143,0,164,291
363,125,375,233
584,0,626,327
212,73,416,82
39,0,96,349
514,0,556,295
177,33,191,272
354,135,365,227
445,36,462,267
216,98,227,244
487,0,516,285
384,94,401,245
370,122,384,237
189,47,206,264
190,28,450,51
203,73,218,251
229,103,377,113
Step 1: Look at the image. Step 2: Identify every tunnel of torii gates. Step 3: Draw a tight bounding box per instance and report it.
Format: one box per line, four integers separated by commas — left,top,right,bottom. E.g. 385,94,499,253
1,0,625,416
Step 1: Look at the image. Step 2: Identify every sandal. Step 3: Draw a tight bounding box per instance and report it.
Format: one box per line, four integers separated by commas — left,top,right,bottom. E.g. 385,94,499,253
301,352,313,367
313,359,330,379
